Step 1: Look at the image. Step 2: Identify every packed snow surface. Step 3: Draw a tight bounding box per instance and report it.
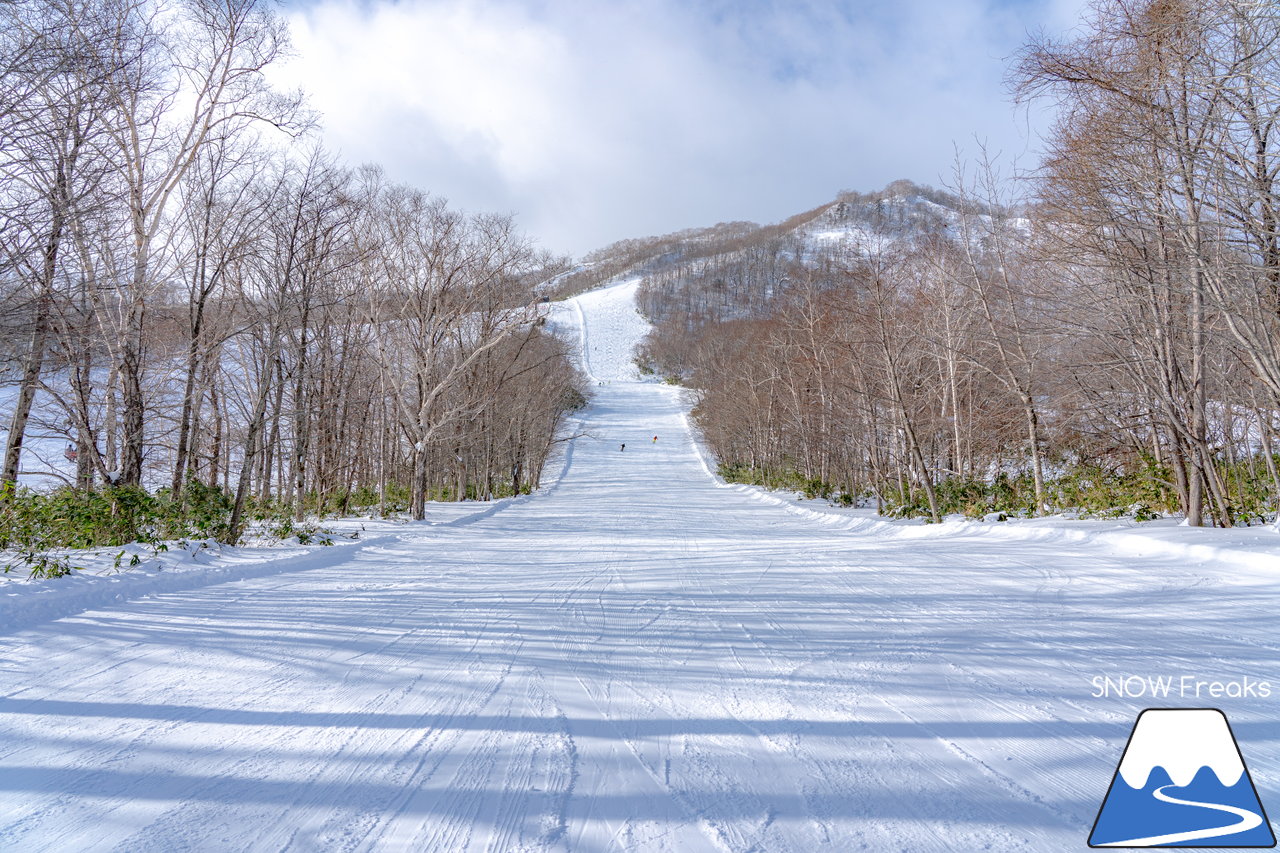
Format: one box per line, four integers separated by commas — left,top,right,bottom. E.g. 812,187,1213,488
2,278,1279,851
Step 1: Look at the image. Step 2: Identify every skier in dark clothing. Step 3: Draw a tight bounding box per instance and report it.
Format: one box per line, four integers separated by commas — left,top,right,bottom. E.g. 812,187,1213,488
620,443,625,452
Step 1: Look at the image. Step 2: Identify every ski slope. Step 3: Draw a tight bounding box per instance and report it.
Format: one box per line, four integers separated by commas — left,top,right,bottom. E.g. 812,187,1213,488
1,278,1279,851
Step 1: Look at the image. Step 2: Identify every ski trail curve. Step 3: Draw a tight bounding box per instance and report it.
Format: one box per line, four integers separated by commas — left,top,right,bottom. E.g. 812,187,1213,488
1095,785,1264,848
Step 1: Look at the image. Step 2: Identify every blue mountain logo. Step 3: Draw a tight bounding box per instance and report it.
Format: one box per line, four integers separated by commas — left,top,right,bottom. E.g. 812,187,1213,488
1090,708,1275,847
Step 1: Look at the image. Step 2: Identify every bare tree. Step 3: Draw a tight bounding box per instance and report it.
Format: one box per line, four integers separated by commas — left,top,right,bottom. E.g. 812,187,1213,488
366,186,541,519
93,0,303,486
946,152,1053,512
0,0,118,486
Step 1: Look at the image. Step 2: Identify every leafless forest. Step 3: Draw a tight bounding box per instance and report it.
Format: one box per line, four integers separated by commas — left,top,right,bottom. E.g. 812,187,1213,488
638,0,1280,526
0,0,584,539
4,0,1280,547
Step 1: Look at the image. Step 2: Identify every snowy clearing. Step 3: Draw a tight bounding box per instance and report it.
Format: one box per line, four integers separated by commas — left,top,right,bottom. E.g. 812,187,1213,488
1,278,1278,851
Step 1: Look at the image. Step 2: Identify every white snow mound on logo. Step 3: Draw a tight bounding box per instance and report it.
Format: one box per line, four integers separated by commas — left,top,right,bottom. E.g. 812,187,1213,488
1118,709,1245,789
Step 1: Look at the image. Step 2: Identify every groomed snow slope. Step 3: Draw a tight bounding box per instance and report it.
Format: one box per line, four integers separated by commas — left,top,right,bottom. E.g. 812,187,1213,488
1,278,1278,851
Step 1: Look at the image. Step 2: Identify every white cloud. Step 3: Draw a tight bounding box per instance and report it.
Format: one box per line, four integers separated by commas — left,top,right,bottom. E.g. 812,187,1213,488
273,0,1089,255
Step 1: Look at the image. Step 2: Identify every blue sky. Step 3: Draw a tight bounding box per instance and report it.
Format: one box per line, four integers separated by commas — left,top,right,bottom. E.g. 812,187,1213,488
271,0,1087,256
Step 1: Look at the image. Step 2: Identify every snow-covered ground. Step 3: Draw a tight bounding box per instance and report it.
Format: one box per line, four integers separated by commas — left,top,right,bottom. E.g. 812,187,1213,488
1,278,1279,851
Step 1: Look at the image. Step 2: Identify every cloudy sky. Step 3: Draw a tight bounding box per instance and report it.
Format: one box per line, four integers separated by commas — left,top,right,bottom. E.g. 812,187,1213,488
273,0,1088,257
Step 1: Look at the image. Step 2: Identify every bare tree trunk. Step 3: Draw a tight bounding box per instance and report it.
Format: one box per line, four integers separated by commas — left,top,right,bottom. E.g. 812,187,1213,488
411,444,428,521
2,296,52,486
172,331,202,495
1023,394,1047,513
118,251,148,486
229,349,280,542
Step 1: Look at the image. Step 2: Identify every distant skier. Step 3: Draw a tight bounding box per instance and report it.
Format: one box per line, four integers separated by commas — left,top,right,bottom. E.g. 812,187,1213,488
620,443,625,452
652,435,658,443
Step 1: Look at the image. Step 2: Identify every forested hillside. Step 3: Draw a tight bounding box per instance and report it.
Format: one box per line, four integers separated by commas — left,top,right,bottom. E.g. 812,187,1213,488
5,0,1280,574
631,3,1280,528
0,0,584,560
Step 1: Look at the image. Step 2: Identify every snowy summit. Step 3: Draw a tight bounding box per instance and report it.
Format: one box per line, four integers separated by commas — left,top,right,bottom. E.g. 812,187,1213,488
1117,709,1246,789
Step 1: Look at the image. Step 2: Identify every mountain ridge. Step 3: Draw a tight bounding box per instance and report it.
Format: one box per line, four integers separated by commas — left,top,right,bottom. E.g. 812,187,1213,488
545,179,986,305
